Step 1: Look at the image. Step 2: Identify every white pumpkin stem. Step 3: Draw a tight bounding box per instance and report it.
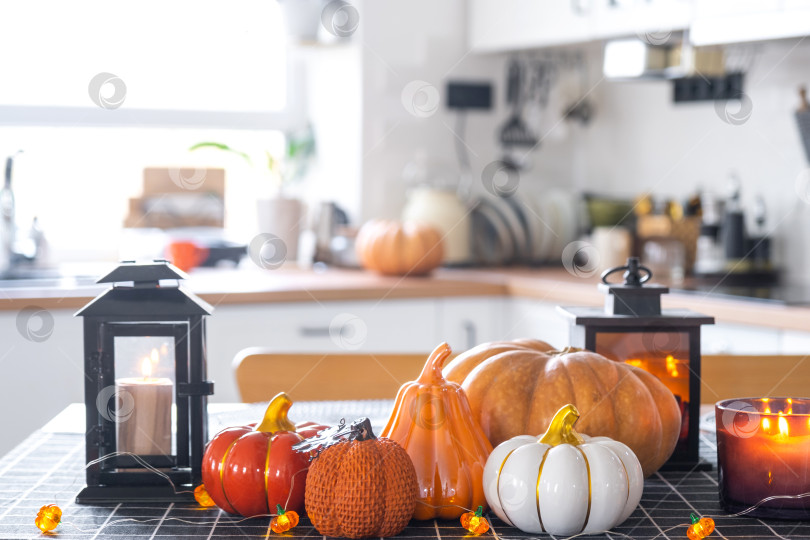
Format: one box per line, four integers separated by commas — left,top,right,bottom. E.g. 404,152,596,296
538,404,585,447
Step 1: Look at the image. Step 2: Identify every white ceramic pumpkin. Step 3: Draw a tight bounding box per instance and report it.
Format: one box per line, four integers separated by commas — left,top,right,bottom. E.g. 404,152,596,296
483,404,644,536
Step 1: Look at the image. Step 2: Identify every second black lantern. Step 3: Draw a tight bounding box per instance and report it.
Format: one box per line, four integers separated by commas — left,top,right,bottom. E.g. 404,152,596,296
558,257,714,469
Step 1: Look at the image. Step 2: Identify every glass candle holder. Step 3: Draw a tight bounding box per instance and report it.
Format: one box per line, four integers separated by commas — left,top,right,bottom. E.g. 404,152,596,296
716,398,810,519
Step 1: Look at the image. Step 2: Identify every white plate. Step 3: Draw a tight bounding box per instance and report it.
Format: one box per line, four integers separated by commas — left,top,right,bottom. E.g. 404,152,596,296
546,189,579,260
487,195,527,264
506,195,534,264
472,200,515,266
528,192,556,263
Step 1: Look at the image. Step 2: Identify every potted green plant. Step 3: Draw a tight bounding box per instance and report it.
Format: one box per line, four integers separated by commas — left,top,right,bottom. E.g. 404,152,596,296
190,126,316,260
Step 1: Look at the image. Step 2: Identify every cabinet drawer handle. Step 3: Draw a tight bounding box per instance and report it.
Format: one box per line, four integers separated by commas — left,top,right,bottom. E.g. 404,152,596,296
463,320,477,350
299,326,332,338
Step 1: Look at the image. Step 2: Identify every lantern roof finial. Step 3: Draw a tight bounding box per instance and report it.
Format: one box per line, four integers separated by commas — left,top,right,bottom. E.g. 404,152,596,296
598,257,667,316
96,260,189,286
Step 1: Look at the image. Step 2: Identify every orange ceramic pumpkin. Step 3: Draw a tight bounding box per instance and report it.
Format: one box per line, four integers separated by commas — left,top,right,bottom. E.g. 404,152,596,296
201,393,327,516
381,342,492,520
443,342,681,477
440,338,555,381
355,219,444,276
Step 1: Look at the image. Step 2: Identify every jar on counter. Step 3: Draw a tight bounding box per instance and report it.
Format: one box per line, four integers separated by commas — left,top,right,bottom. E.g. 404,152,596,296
402,187,471,266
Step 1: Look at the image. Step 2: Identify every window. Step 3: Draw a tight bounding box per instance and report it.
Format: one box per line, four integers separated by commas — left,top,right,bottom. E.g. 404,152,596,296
0,0,296,128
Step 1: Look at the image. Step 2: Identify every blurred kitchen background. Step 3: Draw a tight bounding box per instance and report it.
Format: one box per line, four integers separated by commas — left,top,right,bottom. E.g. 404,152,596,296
3,0,810,453
2,0,810,283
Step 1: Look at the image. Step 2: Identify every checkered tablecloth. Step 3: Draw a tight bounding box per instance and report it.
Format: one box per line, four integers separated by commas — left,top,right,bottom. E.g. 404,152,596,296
1,402,808,539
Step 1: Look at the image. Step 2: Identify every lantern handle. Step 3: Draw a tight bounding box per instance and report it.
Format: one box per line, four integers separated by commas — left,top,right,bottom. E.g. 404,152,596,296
601,257,652,287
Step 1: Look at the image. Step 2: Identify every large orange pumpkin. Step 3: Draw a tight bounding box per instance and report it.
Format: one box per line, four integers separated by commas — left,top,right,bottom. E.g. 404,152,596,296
355,219,443,276
443,341,681,477
381,342,492,520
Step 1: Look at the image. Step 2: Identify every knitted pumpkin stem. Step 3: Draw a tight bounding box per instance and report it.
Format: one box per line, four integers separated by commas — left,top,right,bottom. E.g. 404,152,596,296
418,342,453,384
352,418,377,441
256,392,297,433
539,404,585,447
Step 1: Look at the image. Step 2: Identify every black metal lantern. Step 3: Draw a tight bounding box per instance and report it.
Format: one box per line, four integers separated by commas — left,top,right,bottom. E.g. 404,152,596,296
557,257,714,469
75,260,214,503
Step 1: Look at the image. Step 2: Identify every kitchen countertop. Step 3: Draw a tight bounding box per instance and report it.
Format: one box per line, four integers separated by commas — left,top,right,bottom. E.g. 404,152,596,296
1,264,808,332
3,401,805,540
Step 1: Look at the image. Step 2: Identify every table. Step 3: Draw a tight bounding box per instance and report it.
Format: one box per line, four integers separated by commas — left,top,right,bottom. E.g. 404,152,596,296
1,402,809,539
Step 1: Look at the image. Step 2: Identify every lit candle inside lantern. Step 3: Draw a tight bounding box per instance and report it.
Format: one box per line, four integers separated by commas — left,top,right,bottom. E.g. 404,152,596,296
716,397,810,519
116,349,173,455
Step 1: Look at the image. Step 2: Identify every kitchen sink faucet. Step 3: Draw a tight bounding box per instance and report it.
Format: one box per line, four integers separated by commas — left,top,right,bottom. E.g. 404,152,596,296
0,150,44,278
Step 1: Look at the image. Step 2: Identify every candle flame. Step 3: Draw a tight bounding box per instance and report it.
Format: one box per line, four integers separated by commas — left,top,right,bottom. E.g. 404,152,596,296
625,359,643,368
150,348,159,364
778,416,789,438
763,417,771,431
665,355,679,378
141,357,152,379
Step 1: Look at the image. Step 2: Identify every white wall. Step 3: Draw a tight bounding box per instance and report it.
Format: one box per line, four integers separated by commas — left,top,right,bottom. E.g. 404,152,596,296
358,0,509,221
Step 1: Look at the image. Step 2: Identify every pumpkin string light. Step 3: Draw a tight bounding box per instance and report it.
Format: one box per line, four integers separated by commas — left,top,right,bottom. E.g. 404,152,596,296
270,504,299,534
687,513,715,540
35,504,62,533
194,484,216,507
461,506,490,535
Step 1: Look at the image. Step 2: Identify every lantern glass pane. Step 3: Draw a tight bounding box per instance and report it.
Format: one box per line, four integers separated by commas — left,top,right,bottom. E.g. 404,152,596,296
595,331,690,451
113,336,176,457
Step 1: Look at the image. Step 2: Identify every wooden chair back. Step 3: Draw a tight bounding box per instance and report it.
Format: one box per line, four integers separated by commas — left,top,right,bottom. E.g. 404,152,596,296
701,354,810,403
233,348,429,403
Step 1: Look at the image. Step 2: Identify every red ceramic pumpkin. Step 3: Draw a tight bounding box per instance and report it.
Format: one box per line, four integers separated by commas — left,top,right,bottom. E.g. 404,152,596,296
201,393,328,516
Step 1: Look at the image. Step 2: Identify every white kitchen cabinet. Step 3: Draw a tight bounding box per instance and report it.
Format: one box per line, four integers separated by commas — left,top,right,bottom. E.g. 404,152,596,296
502,297,570,349
591,0,693,41
0,307,84,457
468,0,593,52
780,330,810,355
207,299,439,402
701,322,781,355
690,0,810,45
468,0,692,53
436,297,508,352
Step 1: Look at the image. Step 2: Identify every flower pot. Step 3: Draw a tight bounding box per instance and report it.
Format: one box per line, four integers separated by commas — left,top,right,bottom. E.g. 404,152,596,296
256,197,304,263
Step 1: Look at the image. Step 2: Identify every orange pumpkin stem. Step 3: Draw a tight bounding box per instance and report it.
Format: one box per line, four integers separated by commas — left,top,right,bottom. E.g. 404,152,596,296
539,404,586,447
418,342,453,384
256,392,297,433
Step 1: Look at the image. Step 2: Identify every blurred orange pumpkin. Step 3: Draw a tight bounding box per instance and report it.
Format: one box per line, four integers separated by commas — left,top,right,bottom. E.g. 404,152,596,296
381,342,492,519
355,219,443,276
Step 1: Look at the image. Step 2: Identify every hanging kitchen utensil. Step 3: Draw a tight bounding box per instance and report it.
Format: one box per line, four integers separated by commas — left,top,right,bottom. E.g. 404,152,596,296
564,51,594,126
499,58,538,149
795,86,810,163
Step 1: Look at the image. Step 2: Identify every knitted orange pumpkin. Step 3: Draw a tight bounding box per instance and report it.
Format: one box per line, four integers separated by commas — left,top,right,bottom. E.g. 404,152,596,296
381,342,492,520
303,418,418,538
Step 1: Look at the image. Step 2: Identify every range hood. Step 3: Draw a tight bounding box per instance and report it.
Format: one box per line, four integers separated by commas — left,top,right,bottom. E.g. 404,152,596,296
603,38,725,80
